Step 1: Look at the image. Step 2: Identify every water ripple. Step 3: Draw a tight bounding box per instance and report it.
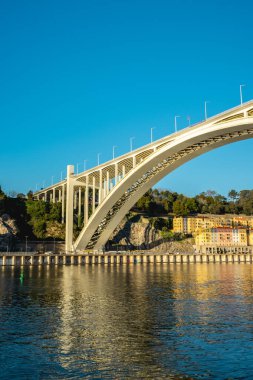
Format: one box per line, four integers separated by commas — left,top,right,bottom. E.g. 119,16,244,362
0,264,253,379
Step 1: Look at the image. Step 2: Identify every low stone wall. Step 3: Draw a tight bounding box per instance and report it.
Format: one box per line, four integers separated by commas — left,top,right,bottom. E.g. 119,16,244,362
0,253,253,266
195,245,253,254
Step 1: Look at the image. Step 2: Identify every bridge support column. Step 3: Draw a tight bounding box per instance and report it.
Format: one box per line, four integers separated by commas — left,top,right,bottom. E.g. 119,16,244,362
99,169,103,204
85,179,89,225
65,165,75,252
92,177,96,213
115,163,118,185
106,171,110,195
53,188,56,203
78,187,82,227
74,190,77,210
61,184,65,224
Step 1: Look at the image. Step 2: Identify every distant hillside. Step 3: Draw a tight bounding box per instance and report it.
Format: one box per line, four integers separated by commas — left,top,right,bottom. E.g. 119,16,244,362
1,185,253,247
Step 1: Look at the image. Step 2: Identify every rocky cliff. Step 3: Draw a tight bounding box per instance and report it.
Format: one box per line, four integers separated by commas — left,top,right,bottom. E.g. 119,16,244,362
110,215,194,253
111,215,159,247
0,214,18,250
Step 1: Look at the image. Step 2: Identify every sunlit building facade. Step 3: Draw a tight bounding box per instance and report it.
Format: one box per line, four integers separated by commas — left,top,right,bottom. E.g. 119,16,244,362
195,227,248,247
173,215,253,234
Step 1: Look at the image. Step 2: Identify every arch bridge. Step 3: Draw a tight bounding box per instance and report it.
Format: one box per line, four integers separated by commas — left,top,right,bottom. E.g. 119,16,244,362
34,101,253,252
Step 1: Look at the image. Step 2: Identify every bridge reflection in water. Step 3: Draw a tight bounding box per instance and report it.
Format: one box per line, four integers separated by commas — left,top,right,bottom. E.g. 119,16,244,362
1,264,253,378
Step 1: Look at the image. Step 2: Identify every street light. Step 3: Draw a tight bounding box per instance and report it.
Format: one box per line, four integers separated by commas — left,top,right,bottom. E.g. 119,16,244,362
43,181,45,189
174,116,180,132
25,236,28,253
240,84,245,105
60,171,63,181
51,176,54,186
76,163,79,174
204,101,210,120
187,116,191,126
97,153,101,166
130,137,135,152
113,146,117,159
151,127,155,143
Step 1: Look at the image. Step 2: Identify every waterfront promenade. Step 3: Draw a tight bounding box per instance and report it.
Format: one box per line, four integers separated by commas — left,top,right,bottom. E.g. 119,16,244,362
1,252,253,266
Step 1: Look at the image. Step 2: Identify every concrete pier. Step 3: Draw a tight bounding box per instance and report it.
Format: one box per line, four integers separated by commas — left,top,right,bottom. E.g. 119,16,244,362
1,252,253,266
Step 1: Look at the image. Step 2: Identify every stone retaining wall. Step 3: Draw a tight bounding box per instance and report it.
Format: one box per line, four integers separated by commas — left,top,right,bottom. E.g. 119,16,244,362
0,253,252,266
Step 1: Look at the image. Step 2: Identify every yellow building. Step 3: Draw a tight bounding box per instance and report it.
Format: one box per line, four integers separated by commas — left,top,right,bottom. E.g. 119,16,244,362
248,229,253,246
173,216,212,234
173,215,253,234
195,227,248,247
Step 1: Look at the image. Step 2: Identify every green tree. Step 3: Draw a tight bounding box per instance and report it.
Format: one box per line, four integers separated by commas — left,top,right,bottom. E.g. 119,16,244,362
27,190,33,200
228,189,239,202
32,219,47,239
173,197,198,216
173,199,185,216
161,227,174,239
48,203,61,222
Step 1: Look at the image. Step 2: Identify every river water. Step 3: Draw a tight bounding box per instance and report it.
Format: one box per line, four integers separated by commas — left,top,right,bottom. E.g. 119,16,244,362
1,263,253,379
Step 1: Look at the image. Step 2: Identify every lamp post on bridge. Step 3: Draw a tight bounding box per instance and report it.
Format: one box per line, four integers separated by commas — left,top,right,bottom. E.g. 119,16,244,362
204,101,210,120
174,116,180,132
130,137,135,152
112,146,117,160
151,127,155,143
187,116,191,126
240,84,245,105
51,176,54,186
97,153,101,166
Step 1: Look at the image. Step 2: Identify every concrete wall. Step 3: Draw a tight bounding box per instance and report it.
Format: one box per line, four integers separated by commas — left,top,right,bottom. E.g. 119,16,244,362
0,253,253,266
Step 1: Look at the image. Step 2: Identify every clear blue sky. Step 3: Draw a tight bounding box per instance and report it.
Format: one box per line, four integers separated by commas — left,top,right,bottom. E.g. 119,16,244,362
1,0,253,197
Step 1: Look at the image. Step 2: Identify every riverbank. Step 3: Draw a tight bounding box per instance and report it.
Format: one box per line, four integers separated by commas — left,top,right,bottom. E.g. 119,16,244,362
1,252,253,266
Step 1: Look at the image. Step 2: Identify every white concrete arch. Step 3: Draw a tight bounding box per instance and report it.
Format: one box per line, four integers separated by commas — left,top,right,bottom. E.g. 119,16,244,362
74,110,253,251
33,101,253,252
